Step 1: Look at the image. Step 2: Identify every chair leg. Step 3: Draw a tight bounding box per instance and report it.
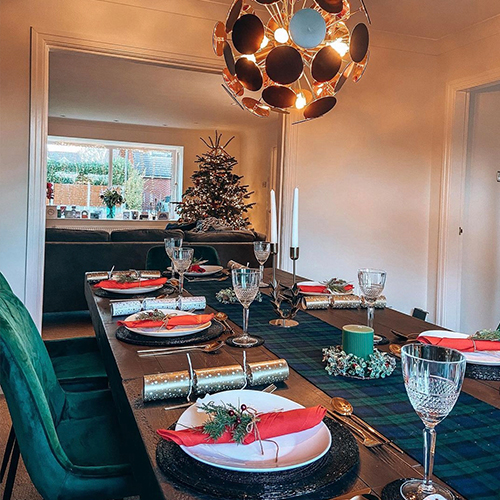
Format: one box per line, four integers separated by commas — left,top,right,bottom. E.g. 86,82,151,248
0,427,15,483
2,439,19,500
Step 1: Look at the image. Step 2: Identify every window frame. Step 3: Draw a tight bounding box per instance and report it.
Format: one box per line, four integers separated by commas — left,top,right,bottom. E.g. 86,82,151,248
47,136,183,217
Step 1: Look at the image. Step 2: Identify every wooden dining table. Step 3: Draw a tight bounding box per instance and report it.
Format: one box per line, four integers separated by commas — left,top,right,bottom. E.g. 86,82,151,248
85,269,500,500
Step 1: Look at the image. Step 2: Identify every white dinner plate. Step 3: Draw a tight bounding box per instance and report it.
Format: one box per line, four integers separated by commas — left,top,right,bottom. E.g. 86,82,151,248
419,330,500,366
176,389,332,473
168,265,224,277
101,277,163,295
123,309,211,337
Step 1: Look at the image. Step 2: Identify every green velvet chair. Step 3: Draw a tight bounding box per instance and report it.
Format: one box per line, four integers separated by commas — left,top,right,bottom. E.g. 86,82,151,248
0,273,109,498
146,244,221,271
0,290,137,500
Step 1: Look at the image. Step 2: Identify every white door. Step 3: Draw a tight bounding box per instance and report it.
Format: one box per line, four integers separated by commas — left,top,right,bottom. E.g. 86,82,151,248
460,87,500,333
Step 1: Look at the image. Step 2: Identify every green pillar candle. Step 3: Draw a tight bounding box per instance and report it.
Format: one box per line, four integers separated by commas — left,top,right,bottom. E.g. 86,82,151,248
342,324,374,360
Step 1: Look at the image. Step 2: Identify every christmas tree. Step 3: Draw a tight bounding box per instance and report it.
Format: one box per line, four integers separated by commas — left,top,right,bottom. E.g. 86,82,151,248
176,132,255,229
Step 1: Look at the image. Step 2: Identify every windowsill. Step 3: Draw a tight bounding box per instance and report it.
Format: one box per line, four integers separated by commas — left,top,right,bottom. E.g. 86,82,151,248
45,218,175,231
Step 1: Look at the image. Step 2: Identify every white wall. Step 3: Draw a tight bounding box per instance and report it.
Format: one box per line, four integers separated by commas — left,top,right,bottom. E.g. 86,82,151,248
295,45,438,315
460,89,500,333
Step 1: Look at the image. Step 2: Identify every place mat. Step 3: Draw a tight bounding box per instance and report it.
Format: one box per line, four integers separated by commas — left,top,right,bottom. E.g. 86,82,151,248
381,478,406,500
185,280,500,500
115,321,224,347
465,362,500,381
156,417,359,500
94,284,175,300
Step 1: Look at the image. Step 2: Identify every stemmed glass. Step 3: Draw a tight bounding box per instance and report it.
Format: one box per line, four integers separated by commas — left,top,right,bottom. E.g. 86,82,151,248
164,236,183,278
400,344,466,500
358,268,386,329
253,241,271,287
171,247,194,296
230,268,261,347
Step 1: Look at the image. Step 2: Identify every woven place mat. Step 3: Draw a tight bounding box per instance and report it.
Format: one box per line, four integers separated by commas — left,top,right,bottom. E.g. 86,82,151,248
93,284,175,300
156,418,359,500
115,321,224,347
465,363,500,381
381,478,407,500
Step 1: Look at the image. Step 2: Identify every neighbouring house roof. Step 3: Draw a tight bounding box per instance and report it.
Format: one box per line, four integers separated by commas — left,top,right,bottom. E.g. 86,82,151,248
132,151,173,178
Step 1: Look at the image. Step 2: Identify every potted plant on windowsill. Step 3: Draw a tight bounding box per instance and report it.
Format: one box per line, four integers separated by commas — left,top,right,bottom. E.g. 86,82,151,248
100,188,125,219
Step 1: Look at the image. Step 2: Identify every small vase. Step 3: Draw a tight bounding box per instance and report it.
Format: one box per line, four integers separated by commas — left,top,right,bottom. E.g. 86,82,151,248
106,205,116,219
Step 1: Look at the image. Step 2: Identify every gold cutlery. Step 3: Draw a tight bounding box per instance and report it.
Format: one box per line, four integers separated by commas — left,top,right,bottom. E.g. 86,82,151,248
326,409,382,448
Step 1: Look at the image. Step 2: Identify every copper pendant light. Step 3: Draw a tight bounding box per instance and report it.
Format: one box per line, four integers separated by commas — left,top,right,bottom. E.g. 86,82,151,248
213,0,371,122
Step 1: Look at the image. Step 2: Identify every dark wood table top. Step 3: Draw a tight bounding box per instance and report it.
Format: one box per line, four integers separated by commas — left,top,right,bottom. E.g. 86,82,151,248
85,269,499,500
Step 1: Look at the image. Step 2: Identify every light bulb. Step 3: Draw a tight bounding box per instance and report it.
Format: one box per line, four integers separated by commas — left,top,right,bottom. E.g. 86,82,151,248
260,35,269,49
329,38,349,57
274,28,289,44
242,54,257,62
295,92,306,109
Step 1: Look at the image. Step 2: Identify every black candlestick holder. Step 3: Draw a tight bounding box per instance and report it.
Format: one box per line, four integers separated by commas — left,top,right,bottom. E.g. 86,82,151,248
290,247,299,284
270,242,278,287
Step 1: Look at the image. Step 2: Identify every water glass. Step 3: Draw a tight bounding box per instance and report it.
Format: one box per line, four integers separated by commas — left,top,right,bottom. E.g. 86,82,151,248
253,241,271,287
358,268,386,329
400,344,466,500
171,247,194,295
164,237,183,278
231,268,261,347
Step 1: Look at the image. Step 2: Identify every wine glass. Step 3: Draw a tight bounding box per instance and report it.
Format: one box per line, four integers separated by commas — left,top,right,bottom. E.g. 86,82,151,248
400,344,466,500
171,247,194,296
230,268,261,347
358,268,386,330
253,241,271,287
164,236,183,278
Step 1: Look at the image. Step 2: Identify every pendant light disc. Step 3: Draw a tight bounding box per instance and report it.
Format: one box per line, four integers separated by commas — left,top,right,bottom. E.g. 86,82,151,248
232,14,265,54
266,46,303,85
289,8,326,49
262,85,297,108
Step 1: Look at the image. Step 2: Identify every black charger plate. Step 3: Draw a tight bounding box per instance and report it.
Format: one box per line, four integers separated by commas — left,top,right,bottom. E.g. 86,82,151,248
156,417,359,500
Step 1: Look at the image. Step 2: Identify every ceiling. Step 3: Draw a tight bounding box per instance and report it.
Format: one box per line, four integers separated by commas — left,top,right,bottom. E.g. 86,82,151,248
212,0,500,40
49,51,278,130
366,0,500,40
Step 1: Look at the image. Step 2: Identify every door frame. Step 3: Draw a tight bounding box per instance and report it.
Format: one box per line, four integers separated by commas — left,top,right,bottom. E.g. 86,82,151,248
436,68,500,330
28,28,290,328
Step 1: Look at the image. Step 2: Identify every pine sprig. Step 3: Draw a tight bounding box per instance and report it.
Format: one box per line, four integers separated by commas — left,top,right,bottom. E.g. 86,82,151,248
200,401,258,444
471,329,500,341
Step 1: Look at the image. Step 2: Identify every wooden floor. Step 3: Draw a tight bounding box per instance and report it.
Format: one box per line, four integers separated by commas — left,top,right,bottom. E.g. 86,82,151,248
0,311,138,500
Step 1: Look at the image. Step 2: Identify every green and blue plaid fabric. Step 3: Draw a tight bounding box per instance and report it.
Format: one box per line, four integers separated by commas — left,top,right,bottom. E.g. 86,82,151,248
187,280,500,499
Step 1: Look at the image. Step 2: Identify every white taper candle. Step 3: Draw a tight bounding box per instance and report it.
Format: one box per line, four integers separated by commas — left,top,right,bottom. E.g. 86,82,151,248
291,187,299,248
270,189,278,244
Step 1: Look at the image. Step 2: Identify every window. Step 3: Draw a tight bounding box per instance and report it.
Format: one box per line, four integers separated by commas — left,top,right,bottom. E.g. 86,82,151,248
46,137,183,219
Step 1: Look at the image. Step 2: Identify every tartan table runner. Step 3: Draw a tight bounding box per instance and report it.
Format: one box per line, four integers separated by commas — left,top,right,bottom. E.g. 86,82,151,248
186,280,500,499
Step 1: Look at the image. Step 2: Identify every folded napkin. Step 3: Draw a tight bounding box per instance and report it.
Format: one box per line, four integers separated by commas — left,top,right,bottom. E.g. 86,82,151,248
189,264,206,273
118,313,214,330
418,335,500,353
157,405,326,446
298,285,329,294
94,277,167,289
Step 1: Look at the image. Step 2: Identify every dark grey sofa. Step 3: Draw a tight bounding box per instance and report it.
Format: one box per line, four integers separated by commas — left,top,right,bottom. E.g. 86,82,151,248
43,228,267,313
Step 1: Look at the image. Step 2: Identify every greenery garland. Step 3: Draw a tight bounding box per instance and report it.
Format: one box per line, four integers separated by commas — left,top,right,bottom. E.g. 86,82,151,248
200,401,259,444
471,329,500,341
322,346,396,379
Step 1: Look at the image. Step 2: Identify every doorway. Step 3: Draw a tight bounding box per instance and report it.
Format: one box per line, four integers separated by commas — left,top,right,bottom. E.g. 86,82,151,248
460,86,500,333
437,72,500,331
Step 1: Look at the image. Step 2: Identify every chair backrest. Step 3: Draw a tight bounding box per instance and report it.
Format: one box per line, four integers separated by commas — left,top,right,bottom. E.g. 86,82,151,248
0,272,13,293
412,307,429,321
0,286,74,498
146,245,221,271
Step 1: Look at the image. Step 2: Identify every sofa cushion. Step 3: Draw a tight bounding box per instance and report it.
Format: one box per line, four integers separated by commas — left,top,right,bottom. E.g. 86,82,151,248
183,230,256,242
166,221,197,231
110,229,184,242
45,228,109,242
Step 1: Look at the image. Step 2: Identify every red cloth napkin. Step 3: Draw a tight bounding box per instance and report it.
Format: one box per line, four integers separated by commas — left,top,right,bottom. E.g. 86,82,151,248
94,277,167,289
418,335,500,352
298,285,329,294
189,264,206,273
157,405,327,446
118,313,214,330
